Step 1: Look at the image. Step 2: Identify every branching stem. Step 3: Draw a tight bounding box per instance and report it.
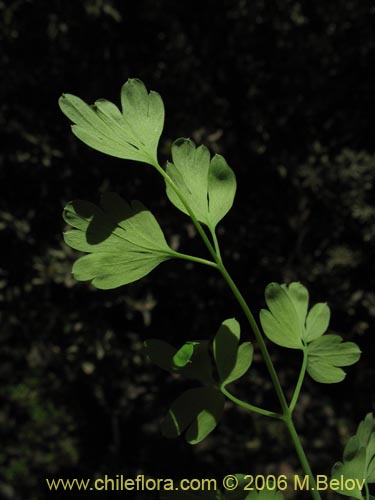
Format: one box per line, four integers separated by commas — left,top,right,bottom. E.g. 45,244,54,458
152,159,320,500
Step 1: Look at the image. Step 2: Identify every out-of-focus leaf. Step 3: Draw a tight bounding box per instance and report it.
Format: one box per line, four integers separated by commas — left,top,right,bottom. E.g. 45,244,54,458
59,78,164,164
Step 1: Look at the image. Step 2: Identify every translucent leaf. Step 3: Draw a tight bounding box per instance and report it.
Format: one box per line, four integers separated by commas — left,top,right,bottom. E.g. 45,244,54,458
161,387,225,445
282,282,309,333
172,342,199,368
165,139,236,229
59,78,164,165
63,192,173,289
307,334,361,383
305,303,330,342
144,339,215,384
259,283,303,349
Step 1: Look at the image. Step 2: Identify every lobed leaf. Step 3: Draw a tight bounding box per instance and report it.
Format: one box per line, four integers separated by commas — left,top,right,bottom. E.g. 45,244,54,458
259,283,303,349
213,318,253,387
63,192,174,289
331,413,375,498
144,339,215,384
306,334,361,383
161,387,225,445
165,139,236,229
59,78,164,165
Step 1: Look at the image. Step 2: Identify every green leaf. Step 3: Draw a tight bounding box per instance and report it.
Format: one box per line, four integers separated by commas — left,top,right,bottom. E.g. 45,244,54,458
173,342,199,368
282,282,309,333
165,139,236,229
161,387,225,445
331,413,375,498
212,318,253,387
259,283,303,349
306,334,361,383
63,192,173,289
305,303,330,342
144,339,215,384
143,339,176,372
59,78,164,165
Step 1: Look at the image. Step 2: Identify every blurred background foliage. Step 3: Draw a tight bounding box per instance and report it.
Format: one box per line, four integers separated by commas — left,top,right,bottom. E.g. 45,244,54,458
1,0,374,498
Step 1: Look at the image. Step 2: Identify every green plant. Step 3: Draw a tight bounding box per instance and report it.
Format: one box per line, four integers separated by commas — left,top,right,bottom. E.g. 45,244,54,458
59,79,371,499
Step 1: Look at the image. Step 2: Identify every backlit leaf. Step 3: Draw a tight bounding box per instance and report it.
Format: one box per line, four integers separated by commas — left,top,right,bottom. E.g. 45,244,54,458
259,283,303,349
63,192,174,289
165,139,236,229
307,334,361,383
305,303,330,342
59,78,164,165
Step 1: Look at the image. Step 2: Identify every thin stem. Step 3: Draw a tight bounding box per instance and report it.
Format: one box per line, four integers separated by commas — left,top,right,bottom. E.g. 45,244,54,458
364,482,370,500
221,386,283,420
152,161,219,263
211,228,222,263
216,262,289,414
285,415,321,500
172,251,218,269
289,348,308,413
152,158,320,500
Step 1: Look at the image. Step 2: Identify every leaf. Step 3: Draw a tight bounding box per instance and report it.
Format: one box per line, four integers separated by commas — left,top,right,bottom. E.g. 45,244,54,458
59,78,164,165
331,413,375,498
161,387,225,445
144,339,215,384
282,282,309,333
212,318,253,387
165,139,236,229
63,192,173,289
305,303,330,342
306,334,361,383
259,283,303,349
173,342,199,368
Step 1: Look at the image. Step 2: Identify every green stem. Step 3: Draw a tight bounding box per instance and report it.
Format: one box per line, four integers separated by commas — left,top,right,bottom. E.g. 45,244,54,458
172,251,218,269
210,228,222,263
364,482,370,500
289,348,308,413
216,262,289,414
285,415,321,500
221,386,283,420
152,158,320,500
152,162,219,263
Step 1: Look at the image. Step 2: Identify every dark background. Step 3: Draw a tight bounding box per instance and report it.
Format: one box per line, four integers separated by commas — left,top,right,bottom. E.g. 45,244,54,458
1,0,374,498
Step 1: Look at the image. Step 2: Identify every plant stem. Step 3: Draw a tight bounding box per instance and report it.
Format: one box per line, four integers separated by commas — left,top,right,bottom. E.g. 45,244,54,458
289,348,308,413
153,159,320,500
172,251,218,269
364,482,370,500
221,386,283,420
152,162,219,263
217,262,289,413
284,415,320,500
